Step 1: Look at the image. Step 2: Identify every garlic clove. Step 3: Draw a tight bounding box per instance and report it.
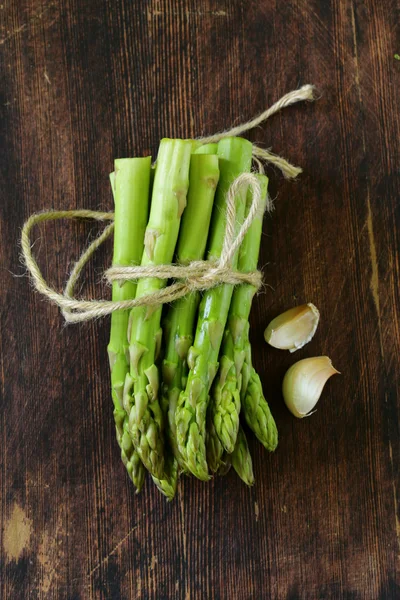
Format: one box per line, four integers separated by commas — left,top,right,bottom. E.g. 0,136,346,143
282,356,339,418
264,303,320,352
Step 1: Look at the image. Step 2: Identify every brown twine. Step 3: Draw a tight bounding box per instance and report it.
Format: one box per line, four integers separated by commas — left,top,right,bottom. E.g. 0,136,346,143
199,83,315,178
20,85,316,323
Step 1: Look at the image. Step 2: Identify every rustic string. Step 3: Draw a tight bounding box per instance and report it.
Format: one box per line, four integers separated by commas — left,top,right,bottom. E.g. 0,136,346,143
20,85,315,323
199,83,315,178
21,175,264,323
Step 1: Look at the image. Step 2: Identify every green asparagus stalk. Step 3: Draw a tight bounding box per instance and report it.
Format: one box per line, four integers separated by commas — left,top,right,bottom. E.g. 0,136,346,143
107,157,151,492
120,422,146,491
176,137,253,480
161,153,220,473
217,451,232,476
126,139,192,479
241,350,278,452
206,411,225,472
194,143,218,155
154,151,219,498
231,426,255,486
210,175,269,453
151,452,179,501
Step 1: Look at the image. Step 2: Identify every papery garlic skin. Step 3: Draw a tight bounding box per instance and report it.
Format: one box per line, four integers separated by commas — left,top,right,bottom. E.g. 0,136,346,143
264,303,320,352
282,356,339,418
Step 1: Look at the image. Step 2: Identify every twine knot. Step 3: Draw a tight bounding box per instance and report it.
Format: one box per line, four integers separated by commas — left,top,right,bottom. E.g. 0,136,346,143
104,172,265,297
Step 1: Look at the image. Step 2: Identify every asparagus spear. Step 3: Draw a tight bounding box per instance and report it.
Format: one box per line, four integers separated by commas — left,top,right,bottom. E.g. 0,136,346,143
194,143,218,155
231,426,255,486
217,451,232,476
176,137,253,480
241,355,278,452
154,151,219,498
107,157,151,492
210,175,269,453
120,422,146,491
151,452,179,501
215,427,255,483
206,413,225,473
161,152,220,472
126,139,192,479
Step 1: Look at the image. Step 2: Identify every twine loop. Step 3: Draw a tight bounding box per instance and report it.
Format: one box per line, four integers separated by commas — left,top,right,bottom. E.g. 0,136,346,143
20,85,316,323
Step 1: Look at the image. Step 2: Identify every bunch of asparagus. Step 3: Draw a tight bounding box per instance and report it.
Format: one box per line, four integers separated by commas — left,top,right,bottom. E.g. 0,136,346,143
107,137,277,499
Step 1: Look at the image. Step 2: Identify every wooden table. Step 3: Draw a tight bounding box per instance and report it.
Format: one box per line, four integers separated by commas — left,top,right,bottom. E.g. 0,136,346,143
1,1,399,598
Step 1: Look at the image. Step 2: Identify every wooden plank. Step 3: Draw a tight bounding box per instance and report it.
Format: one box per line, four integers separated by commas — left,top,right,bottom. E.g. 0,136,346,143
0,0,398,598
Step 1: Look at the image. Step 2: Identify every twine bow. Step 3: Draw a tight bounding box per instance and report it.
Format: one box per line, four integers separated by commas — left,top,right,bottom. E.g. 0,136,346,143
20,85,316,323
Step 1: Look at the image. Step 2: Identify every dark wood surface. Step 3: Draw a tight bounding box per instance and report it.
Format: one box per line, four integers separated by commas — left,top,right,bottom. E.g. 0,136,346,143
1,1,399,598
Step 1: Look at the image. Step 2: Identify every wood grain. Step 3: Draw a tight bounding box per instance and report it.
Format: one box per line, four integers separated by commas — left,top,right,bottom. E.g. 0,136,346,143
0,0,399,598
